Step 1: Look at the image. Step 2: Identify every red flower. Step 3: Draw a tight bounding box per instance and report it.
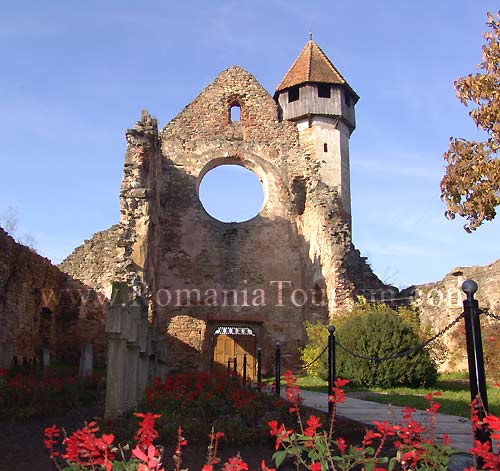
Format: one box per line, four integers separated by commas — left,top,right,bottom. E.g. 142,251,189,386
133,444,164,470
268,421,292,450
43,424,61,459
283,370,303,413
373,420,396,436
329,378,349,404
304,415,322,436
175,426,188,456
309,461,321,471
261,460,276,471
402,406,416,420
334,378,350,388
362,429,382,446
62,421,115,467
134,412,162,451
336,437,347,455
268,420,279,433
484,414,500,439
423,391,442,400
425,402,441,414
222,454,249,471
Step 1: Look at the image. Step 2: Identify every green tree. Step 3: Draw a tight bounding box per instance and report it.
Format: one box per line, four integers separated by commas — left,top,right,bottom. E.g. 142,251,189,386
441,11,500,232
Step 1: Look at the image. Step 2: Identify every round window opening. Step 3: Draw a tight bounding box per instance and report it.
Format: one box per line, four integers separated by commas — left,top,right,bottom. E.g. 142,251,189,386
199,165,265,223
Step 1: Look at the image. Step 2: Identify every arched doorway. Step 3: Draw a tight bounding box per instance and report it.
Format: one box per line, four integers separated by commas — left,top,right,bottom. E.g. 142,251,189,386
212,326,257,380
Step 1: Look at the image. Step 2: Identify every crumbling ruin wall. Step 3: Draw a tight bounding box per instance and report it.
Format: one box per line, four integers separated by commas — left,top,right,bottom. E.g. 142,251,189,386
0,227,107,368
56,66,394,374
403,258,500,371
151,66,387,372
156,67,314,372
118,110,162,314
59,111,163,304
59,224,122,297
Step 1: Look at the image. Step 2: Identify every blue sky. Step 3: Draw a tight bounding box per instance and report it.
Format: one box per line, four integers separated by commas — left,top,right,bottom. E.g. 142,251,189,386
1,0,499,288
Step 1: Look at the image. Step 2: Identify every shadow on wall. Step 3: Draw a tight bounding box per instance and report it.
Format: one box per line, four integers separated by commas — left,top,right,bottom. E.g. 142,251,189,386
0,227,108,369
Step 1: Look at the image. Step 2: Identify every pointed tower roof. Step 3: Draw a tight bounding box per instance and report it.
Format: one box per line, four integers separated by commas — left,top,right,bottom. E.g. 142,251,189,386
276,39,358,99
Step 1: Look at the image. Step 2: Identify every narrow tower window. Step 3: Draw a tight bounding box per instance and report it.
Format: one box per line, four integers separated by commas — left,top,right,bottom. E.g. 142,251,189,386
230,104,241,122
288,86,299,103
323,143,328,152
318,83,331,98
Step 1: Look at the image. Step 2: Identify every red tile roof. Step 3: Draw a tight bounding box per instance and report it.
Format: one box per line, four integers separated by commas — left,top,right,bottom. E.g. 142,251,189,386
276,40,356,97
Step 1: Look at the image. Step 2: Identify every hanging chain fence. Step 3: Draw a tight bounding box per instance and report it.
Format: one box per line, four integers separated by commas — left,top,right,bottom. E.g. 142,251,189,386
301,344,328,369
480,308,500,322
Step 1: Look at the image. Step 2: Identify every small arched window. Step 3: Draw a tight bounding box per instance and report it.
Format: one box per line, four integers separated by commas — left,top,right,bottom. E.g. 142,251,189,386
229,104,241,122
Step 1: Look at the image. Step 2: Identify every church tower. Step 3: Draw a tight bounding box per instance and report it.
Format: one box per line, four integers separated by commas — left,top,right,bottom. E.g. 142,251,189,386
274,37,358,222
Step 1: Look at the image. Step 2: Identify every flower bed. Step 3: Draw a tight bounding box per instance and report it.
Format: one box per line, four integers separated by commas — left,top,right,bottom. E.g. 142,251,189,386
44,371,500,471
0,366,102,418
135,371,290,445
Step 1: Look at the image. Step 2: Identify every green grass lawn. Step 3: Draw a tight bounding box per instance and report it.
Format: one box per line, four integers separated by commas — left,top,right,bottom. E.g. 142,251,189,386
294,372,500,418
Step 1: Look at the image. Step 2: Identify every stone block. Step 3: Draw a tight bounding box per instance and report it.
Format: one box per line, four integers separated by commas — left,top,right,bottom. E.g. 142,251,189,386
105,304,124,335
127,306,141,343
79,344,93,377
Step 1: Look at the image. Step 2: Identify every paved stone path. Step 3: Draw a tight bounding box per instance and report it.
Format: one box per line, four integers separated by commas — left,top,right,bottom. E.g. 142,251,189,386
296,390,474,453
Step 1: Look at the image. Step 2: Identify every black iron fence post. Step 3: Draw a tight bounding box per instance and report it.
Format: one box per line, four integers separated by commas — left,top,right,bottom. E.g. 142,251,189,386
257,347,262,388
227,358,231,373
328,325,336,418
243,353,247,387
275,342,281,397
233,356,237,374
462,279,491,459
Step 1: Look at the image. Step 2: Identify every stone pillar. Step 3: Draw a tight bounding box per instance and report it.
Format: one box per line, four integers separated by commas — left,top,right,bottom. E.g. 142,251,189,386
104,281,168,418
123,304,141,409
0,343,13,369
105,335,127,418
79,344,93,377
38,348,50,369
124,344,140,409
104,282,129,419
137,317,149,400
43,348,51,368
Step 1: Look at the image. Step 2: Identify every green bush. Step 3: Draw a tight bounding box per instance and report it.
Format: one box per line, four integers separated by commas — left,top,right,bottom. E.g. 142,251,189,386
300,300,438,388
299,323,329,379
336,309,438,388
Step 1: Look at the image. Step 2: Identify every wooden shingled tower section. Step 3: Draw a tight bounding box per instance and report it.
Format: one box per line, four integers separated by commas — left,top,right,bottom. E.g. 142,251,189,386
275,39,358,99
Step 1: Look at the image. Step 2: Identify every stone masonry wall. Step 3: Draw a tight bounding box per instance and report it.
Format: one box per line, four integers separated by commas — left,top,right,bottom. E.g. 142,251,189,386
60,224,122,297
154,66,389,372
403,258,500,371
0,227,107,368
56,66,395,374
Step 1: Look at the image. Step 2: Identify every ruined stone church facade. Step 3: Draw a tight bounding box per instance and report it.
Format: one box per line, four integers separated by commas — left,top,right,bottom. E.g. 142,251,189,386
61,39,387,374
